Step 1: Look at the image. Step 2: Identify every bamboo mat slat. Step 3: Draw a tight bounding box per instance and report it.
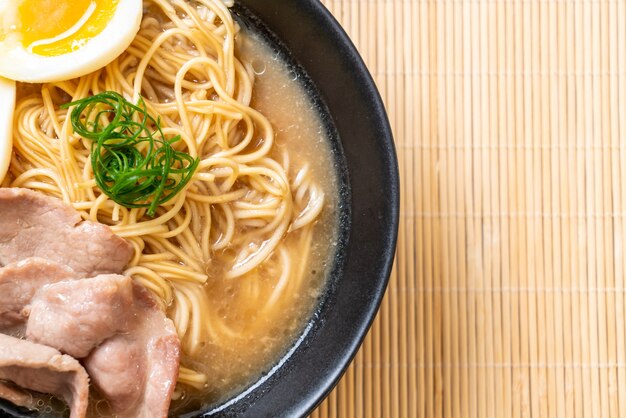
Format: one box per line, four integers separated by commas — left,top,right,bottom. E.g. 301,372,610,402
311,1,626,417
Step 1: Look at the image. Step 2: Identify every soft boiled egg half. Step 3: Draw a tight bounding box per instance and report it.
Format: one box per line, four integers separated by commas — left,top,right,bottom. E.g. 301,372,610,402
0,0,142,183
0,0,142,82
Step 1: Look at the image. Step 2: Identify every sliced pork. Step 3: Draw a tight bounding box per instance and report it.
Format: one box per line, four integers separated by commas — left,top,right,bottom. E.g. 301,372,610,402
84,284,180,418
0,188,180,417
0,188,133,276
25,275,135,358
0,334,89,418
0,257,76,329
83,335,145,412
16,271,180,418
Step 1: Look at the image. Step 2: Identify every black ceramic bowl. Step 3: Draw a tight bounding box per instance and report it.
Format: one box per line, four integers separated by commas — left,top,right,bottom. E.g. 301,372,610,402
0,1,398,418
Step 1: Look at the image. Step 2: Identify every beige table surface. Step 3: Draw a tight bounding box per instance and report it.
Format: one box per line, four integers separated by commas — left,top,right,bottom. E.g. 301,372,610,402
312,1,626,417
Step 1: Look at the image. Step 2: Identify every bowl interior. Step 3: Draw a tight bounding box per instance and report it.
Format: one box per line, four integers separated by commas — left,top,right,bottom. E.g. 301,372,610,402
0,1,398,417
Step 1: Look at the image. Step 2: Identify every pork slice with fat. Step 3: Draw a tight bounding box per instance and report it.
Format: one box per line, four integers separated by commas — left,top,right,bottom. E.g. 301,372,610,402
0,188,133,276
25,275,134,358
0,257,76,329
84,284,180,418
0,334,89,418
21,271,180,417
82,335,145,412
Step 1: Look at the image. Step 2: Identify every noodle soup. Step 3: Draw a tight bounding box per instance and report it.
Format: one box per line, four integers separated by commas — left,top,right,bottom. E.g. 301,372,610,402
5,1,339,416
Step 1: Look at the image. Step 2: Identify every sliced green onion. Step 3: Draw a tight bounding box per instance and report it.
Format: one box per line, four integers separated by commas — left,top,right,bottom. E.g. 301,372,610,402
62,91,199,216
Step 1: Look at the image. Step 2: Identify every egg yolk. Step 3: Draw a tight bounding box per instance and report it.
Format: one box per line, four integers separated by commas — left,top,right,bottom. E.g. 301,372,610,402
18,0,119,56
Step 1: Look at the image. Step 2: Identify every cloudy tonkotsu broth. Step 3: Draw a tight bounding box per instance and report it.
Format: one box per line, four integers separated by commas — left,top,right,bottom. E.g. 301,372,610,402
169,31,339,412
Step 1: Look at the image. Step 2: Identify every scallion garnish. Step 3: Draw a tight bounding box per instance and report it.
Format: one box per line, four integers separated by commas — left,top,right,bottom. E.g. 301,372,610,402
62,91,198,216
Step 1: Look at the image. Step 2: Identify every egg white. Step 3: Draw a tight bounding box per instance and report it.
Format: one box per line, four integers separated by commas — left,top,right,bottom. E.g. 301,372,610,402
0,0,142,83
0,77,15,184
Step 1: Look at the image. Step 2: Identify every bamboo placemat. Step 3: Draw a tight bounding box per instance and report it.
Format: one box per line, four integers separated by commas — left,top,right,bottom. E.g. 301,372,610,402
312,1,626,417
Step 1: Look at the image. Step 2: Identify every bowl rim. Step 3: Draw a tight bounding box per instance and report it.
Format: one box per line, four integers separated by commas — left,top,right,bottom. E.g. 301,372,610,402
296,1,400,412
